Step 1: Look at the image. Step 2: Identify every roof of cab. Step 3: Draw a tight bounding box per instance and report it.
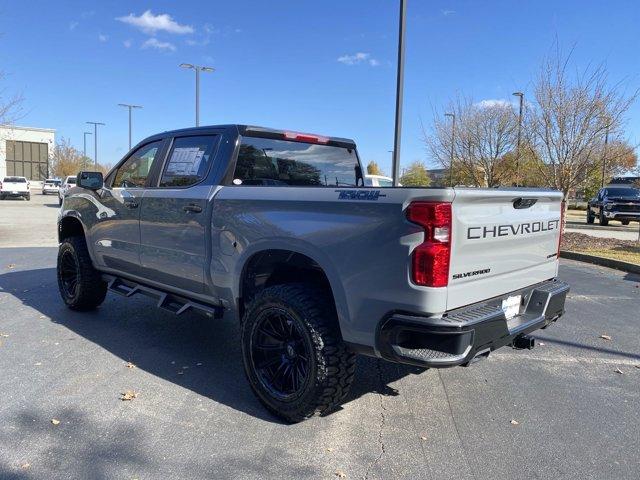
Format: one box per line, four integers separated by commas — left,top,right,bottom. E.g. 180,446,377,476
143,124,356,148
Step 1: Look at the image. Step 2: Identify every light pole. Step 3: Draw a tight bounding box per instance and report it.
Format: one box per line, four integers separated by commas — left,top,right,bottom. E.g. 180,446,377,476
445,113,455,187
391,0,406,186
118,103,143,150
601,122,610,188
513,92,524,186
86,121,105,167
83,131,92,169
180,63,215,127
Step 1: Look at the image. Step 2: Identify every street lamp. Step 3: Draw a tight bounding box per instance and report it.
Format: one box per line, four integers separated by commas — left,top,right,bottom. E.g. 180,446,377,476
180,63,215,127
513,92,524,186
83,131,92,169
391,0,406,186
118,103,143,150
444,113,455,187
601,118,610,188
86,121,105,167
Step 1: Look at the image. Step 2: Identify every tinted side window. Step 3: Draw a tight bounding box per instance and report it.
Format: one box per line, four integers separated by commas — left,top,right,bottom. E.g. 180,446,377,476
112,141,162,188
234,137,360,187
160,135,218,187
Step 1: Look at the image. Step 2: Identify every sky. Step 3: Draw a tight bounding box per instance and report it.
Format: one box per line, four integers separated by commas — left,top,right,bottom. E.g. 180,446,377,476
1,0,639,175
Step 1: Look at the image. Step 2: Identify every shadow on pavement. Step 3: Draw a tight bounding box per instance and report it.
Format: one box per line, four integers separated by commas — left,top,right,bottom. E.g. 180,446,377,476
533,335,640,361
0,264,425,424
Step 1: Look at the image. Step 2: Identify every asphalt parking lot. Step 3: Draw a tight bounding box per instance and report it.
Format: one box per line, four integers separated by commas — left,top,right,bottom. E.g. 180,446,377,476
1,194,639,479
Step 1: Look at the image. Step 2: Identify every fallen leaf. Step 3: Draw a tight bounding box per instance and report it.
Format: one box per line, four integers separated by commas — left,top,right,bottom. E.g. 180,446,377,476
600,334,612,341
538,342,545,346
125,362,136,369
335,471,347,478
420,435,428,441
6,264,16,269
34,362,42,366
326,447,333,452
51,419,60,425
20,462,30,469
120,390,139,401
614,368,623,374
510,419,519,425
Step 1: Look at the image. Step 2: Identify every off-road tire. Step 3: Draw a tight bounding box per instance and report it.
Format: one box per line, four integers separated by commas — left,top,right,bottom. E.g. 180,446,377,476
586,209,594,224
57,236,107,311
241,283,356,423
26,194,31,201
599,209,609,226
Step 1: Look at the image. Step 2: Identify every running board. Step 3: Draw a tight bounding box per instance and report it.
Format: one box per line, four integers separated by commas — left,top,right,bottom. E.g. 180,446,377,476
104,275,223,318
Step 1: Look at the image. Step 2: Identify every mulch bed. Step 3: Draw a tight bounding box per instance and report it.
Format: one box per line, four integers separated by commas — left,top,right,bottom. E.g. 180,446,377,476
561,232,639,251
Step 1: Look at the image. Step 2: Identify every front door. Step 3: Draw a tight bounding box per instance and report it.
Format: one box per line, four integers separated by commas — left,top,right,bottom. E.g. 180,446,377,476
92,140,164,275
139,134,220,294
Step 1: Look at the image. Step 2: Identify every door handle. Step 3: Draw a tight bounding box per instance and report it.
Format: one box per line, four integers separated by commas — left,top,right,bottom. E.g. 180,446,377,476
124,200,138,209
183,204,203,213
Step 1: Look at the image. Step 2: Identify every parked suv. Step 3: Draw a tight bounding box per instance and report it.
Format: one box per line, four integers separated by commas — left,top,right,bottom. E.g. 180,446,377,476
0,176,30,200
42,178,61,195
57,125,569,422
587,186,640,225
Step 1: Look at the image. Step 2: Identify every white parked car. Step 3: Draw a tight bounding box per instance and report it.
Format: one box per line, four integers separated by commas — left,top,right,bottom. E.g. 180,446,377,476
0,176,30,200
42,178,62,195
364,174,397,187
59,175,77,205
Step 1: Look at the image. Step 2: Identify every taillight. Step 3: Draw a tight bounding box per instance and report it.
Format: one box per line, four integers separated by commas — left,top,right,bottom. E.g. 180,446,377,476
557,201,565,257
406,201,452,287
283,131,330,144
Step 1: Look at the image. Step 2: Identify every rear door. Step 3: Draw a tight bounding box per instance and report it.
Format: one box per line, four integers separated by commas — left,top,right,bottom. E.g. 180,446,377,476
447,188,563,310
91,140,165,274
139,134,221,294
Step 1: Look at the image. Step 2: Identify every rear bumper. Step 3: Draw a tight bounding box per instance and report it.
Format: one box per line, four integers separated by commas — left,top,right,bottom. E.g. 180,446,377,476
376,279,569,368
1,191,29,197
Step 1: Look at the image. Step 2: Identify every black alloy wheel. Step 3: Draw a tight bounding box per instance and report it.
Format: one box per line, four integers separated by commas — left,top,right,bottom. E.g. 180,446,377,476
250,307,312,400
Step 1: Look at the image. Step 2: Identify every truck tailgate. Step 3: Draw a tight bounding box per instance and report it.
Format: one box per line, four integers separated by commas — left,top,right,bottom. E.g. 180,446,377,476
447,188,563,310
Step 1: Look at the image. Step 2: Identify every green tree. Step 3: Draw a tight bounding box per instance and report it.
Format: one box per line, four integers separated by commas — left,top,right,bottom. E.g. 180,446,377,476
400,161,431,186
366,161,384,176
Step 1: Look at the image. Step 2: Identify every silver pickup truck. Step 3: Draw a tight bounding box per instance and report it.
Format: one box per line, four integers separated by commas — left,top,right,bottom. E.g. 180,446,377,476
57,124,569,422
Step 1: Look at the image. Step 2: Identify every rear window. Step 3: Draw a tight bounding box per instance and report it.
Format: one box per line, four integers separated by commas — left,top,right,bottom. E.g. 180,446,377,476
66,177,77,185
45,180,61,185
234,137,360,187
3,177,26,183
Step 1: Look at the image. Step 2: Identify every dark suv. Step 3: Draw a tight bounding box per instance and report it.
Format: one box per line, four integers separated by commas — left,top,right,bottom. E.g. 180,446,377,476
587,186,640,226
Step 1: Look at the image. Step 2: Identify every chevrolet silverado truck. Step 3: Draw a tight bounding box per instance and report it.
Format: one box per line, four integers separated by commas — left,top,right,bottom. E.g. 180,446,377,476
57,124,569,422
587,186,640,225
0,176,31,200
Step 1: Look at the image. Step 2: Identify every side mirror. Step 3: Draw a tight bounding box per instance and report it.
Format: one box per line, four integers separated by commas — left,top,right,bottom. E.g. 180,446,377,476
77,171,103,190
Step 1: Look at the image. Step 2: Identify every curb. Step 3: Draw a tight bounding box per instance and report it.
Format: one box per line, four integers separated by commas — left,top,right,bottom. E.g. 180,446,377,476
560,250,640,275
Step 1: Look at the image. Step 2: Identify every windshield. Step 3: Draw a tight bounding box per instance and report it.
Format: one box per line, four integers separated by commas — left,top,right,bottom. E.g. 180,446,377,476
3,177,26,183
605,187,640,198
235,137,360,187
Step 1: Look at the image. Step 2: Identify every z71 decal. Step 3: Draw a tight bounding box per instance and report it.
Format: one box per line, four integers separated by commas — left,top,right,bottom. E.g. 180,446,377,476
336,190,387,201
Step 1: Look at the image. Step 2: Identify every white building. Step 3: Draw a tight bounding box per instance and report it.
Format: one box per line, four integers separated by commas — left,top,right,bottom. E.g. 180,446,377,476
0,125,55,180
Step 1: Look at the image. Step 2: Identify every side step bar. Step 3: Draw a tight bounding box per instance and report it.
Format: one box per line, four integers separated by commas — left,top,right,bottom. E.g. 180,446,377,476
104,275,223,318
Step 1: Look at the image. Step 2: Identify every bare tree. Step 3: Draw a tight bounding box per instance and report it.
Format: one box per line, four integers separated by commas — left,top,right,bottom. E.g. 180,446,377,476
51,138,86,178
424,97,518,187
0,71,23,126
526,46,638,198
